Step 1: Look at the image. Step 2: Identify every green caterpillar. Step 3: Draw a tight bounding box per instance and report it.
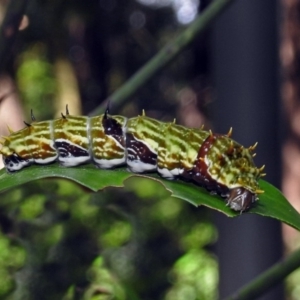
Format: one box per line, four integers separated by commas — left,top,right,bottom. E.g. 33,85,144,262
1,108,265,212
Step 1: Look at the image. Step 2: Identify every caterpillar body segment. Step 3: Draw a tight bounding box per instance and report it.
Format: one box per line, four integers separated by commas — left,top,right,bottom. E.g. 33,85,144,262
1,111,264,212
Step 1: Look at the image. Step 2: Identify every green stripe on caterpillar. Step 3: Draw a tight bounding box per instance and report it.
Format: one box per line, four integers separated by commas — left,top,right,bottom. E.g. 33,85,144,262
0,107,265,212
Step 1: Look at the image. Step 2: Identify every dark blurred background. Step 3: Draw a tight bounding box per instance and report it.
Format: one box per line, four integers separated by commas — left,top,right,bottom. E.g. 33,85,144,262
0,0,299,299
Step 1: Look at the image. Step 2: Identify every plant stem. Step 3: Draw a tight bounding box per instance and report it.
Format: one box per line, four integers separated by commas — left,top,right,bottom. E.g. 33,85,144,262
89,0,236,116
0,0,29,73
224,247,300,300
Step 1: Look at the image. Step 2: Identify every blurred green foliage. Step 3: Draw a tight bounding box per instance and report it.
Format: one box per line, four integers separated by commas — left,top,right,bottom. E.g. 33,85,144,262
0,233,26,296
286,264,300,300
165,250,218,300
16,44,57,119
0,176,218,299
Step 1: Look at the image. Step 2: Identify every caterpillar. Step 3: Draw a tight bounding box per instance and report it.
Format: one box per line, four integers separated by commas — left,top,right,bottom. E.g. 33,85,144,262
0,107,265,212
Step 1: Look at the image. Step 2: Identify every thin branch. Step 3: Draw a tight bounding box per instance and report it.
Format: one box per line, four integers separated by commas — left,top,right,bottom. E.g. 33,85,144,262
224,247,300,300
89,0,237,116
0,0,29,73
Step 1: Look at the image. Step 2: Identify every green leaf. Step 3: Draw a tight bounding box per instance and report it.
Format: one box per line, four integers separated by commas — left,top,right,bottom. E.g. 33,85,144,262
0,164,299,231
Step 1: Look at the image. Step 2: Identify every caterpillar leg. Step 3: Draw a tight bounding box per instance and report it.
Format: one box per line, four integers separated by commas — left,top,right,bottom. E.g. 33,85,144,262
157,167,181,180
2,153,32,172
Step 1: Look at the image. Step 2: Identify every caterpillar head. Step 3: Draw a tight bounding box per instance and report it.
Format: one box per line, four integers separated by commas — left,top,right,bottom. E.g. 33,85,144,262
226,187,257,212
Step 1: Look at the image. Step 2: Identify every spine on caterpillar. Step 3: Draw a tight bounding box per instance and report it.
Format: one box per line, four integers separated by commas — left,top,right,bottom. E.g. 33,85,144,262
0,108,265,212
